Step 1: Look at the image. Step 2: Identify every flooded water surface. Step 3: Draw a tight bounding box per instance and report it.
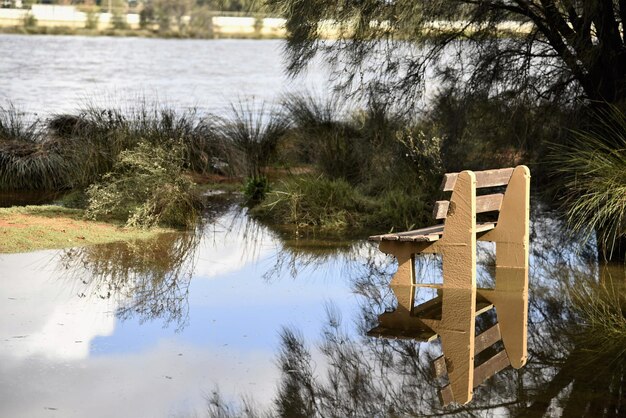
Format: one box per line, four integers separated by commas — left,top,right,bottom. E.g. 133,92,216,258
1,201,625,417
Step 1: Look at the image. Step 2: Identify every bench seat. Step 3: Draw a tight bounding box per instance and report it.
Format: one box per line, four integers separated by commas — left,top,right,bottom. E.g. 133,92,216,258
368,221,496,242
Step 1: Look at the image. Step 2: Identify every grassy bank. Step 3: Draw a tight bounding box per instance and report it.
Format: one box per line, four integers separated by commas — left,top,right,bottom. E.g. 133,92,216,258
0,205,170,253
2,95,618,250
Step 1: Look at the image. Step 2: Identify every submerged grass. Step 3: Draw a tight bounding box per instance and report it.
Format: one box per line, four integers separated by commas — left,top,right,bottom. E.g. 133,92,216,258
0,205,169,253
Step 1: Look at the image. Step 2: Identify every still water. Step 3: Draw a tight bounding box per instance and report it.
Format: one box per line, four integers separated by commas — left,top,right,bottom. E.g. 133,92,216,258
1,198,625,417
1,35,331,115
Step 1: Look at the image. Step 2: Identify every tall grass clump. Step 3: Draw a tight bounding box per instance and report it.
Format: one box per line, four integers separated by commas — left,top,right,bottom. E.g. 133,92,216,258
246,94,446,233
85,142,203,228
216,102,290,201
0,104,74,190
48,104,221,188
0,104,41,142
254,175,373,230
282,94,364,183
553,105,626,260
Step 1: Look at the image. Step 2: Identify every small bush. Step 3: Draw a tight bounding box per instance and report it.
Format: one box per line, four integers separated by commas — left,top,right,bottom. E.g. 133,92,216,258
85,142,202,228
243,176,270,203
254,176,373,230
283,94,363,183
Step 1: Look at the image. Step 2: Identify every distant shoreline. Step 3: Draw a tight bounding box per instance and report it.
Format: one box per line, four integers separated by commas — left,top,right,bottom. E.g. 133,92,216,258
0,26,285,40
0,5,287,40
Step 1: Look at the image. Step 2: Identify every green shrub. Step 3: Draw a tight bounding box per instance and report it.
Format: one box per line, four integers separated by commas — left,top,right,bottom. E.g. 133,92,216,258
85,142,202,228
254,176,373,230
422,90,578,173
243,176,270,203
282,94,363,183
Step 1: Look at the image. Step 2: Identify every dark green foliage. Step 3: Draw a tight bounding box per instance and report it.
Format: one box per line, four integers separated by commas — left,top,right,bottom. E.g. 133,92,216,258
254,176,373,230
0,105,72,190
85,142,203,228
282,94,363,183
423,91,579,174
243,176,270,203
216,102,289,178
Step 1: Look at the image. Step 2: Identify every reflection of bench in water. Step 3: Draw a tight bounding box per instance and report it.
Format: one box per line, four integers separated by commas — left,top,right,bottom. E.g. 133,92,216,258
368,281,528,406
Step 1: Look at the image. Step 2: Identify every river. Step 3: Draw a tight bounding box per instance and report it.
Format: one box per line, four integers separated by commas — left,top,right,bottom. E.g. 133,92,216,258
1,35,330,115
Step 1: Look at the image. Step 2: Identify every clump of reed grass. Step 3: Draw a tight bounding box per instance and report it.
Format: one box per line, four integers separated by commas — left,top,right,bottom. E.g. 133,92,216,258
85,141,203,228
0,105,75,190
254,175,373,230
554,105,626,259
282,94,364,183
50,104,221,188
216,102,290,181
0,104,42,142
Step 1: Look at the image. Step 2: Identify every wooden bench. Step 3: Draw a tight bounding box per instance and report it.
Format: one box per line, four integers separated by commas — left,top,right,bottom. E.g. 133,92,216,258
369,165,530,290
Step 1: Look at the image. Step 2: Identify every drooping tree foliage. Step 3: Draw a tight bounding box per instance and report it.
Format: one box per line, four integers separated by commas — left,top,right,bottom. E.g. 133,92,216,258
268,0,626,108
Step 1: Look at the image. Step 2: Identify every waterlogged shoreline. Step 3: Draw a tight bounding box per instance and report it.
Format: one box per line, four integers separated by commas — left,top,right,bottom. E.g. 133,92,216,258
0,205,171,254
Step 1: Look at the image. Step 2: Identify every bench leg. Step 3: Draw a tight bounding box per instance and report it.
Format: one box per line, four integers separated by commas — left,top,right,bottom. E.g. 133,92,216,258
379,241,432,287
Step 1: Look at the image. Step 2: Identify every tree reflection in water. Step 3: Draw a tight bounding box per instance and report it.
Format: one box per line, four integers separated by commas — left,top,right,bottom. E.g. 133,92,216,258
208,212,626,417
59,230,200,331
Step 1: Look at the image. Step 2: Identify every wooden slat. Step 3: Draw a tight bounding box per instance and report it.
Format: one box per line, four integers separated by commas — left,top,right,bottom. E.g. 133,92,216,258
433,194,504,219
432,355,446,378
472,350,510,388
441,168,514,191
367,326,437,341
474,324,501,355
439,385,454,407
369,222,496,242
439,350,510,407
413,295,443,316
368,224,444,242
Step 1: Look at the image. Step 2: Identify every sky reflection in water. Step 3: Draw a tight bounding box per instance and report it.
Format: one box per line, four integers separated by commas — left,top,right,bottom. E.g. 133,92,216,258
1,203,625,417
0,206,366,417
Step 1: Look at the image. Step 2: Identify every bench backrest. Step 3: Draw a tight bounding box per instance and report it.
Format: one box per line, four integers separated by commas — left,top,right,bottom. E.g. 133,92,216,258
433,167,515,220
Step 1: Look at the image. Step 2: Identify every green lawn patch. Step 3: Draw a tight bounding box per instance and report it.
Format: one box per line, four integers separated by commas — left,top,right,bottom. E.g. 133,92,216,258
0,205,170,254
